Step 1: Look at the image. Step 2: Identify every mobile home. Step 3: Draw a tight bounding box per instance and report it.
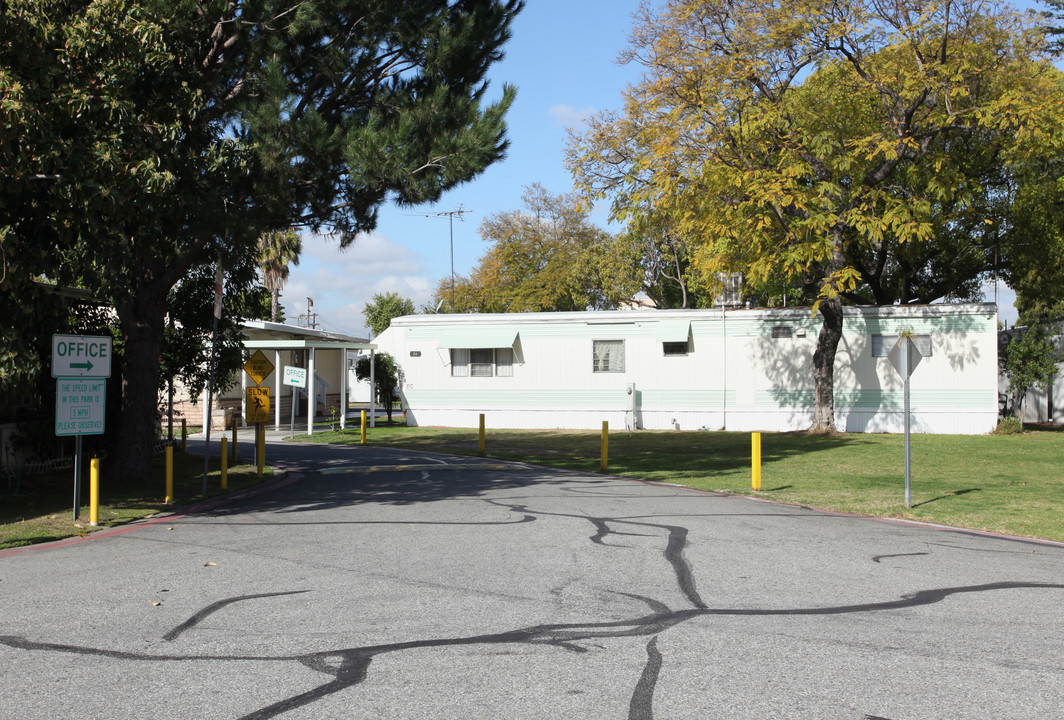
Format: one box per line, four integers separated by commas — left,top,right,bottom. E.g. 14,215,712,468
374,304,999,434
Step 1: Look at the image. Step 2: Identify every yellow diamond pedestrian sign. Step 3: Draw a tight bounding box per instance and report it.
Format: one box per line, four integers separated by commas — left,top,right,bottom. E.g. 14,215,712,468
246,386,270,423
243,350,274,386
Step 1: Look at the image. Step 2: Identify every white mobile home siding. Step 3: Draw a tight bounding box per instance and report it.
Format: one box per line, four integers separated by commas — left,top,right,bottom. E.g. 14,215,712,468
376,304,999,434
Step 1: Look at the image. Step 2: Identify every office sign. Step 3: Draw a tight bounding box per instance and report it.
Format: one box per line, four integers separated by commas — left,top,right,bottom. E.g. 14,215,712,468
52,334,112,378
282,366,307,388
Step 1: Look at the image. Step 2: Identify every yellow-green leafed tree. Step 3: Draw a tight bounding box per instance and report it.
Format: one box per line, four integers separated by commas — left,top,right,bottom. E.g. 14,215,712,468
569,0,1064,433
429,184,641,313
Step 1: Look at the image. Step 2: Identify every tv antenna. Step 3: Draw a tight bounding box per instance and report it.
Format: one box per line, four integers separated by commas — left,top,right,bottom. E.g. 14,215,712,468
412,205,470,311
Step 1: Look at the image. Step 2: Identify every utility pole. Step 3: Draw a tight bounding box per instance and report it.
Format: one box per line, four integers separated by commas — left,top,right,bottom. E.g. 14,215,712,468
415,206,469,311
299,297,318,329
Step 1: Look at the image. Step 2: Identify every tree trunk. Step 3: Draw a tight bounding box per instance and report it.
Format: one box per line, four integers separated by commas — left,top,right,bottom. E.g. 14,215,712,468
810,294,844,433
809,238,847,434
113,292,166,482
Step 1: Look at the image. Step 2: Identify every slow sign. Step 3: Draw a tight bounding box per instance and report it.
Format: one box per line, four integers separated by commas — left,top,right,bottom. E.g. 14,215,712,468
246,386,271,423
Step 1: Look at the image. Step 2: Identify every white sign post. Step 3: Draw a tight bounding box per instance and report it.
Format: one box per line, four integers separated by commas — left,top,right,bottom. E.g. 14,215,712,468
282,366,307,438
888,335,923,508
53,334,112,520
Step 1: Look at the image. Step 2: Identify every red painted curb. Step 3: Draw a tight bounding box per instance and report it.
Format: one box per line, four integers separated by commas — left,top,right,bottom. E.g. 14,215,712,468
0,468,300,558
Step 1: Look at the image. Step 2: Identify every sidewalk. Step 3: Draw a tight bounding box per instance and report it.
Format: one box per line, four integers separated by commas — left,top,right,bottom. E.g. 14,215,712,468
190,410,391,444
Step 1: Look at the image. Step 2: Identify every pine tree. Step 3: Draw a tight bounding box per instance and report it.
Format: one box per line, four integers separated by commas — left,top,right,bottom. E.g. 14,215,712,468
1,0,523,479
1040,0,1064,54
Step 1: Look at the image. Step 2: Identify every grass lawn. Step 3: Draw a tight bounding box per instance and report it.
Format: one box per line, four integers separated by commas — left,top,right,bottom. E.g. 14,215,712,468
0,449,271,550
300,424,1064,543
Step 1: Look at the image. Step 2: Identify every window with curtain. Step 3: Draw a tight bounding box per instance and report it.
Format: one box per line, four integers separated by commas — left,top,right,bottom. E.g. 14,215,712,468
450,348,470,377
593,340,624,372
450,347,514,377
495,347,513,377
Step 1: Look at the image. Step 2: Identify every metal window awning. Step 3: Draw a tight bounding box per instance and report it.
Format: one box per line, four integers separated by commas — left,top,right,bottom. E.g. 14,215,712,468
436,327,519,349
655,320,691,342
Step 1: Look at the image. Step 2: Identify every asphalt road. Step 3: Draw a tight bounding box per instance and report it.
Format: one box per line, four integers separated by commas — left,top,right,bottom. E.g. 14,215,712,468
1,438,1062,719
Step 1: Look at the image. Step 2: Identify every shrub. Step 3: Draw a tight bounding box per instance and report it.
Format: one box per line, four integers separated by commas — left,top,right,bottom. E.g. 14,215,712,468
992,416,1025,435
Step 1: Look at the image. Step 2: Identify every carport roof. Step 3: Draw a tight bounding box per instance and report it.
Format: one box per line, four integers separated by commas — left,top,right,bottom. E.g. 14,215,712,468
240,320,375,351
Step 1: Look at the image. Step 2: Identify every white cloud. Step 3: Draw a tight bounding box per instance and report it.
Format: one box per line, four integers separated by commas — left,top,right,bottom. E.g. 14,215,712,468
278,230,436,337
982,278,1018,327
548,103,596,129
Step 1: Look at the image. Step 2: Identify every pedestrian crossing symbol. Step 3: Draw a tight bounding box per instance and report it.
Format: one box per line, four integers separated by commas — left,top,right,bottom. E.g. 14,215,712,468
246,386,270,423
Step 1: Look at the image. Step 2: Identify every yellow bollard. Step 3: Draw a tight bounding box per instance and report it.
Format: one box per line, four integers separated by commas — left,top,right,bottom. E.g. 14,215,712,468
600,421,609,473
256,423,265,477
231,418,238,462
220,437,228,490
751,432,762,491
89,457,100,526
360,410,367,445
165,446,174,504
181,418,187,452
479,413,485,456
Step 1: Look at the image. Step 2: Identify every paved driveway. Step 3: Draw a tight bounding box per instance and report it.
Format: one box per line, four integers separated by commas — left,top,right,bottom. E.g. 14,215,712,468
2,440,1062,719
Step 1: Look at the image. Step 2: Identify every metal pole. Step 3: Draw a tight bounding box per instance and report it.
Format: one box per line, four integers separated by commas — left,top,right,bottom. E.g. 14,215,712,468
600,421,609,473
168,313,174,441
202,310,220,495
449,213,455,310
904,340,912,509
165,445,174,504
751,432,762,491
72,435,82,520
220,437,228,490
290,387,297,439
89,456,99,526
203,261,223,494
256,423,265,477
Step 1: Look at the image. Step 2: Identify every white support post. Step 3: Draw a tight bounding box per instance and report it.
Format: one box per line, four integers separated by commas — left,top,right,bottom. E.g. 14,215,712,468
274,350,282,429
307,347,316,436
370,348,377,428
340,349,348,430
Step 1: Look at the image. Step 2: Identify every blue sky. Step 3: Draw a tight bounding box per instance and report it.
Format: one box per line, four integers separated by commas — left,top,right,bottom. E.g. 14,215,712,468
282,0,1047,337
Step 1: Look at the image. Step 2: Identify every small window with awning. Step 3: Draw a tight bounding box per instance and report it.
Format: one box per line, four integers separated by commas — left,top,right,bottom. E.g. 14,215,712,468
439,327,518,378
450,347,514,377
656,320,691,356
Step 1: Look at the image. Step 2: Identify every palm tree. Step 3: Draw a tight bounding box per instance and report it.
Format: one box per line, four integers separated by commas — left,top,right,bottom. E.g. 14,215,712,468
257,229,302,322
